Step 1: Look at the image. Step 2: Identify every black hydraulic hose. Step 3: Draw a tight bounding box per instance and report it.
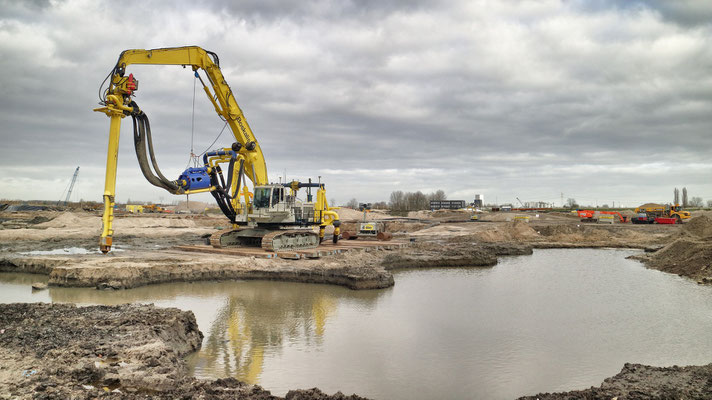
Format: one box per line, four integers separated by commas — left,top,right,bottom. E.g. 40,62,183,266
235,159,244,201
140,113,179,192
131,103,180,193
216,166,229,197
224,155,236,197
133,113,172,191
208,170,236,223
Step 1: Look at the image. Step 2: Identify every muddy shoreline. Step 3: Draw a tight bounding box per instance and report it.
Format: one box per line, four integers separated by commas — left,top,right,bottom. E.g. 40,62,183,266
0,209,690,291
3,302,711,399
0,303,366,399
517,363,712,399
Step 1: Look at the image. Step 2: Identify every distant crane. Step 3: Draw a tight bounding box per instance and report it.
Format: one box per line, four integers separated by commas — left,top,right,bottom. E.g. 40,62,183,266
58,167,80,206
516,197,525,208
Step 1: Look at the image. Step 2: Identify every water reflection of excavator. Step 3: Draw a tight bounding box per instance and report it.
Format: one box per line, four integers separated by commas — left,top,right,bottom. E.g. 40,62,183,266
193,288,337,384
94,46,341,253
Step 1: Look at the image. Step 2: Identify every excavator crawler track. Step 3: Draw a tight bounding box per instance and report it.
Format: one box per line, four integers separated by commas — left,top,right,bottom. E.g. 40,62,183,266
261,230,320,252
209,228,237,249
210,228,320,251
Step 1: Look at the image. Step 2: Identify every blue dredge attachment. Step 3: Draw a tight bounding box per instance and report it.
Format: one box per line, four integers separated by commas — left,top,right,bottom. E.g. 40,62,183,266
178,167,211,190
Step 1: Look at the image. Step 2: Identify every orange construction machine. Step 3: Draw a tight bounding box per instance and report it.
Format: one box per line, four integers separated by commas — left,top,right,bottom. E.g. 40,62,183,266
577,210,628,223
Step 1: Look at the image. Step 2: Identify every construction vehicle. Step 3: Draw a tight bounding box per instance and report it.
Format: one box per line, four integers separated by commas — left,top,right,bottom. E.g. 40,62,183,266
576,210,628,223
358,208,385,239
634,203,690,224
125,205,144,214
143,204,166,213
342,207,390,241
94,46,340,253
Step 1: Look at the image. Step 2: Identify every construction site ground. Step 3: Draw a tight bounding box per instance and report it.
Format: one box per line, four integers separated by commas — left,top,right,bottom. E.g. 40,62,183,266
2,207,712,398
2,208,710,289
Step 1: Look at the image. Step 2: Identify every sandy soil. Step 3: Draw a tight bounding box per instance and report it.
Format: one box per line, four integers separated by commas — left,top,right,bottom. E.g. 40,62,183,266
0,210,698,290
0,303,367,399
0,212,219,242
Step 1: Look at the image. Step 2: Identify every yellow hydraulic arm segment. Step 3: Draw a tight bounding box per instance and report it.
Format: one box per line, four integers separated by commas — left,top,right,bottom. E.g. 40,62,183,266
95,46,268,253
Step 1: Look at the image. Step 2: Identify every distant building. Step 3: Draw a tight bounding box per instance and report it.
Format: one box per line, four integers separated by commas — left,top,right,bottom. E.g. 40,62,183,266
473,194,483,208
430,200,467,210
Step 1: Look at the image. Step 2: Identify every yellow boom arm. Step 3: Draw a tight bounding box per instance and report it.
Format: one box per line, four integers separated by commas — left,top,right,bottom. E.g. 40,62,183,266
94,46,269,252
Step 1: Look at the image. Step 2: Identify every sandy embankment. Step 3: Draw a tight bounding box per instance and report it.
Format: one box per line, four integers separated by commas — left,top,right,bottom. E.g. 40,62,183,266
2,210,710,291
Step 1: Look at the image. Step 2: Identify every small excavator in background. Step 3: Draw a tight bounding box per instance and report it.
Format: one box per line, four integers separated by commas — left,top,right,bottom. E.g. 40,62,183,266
94,46,340,253
577,210,628,223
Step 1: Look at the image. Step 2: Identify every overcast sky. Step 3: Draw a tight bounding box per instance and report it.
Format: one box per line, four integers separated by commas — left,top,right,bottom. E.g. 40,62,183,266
1,0,711,207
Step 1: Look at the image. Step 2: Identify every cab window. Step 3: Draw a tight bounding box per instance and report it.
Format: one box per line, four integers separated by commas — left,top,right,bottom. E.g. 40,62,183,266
253,188,271,208
272,187,282,206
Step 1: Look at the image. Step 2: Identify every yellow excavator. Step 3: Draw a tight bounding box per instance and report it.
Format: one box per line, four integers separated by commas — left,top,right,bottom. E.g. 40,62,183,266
94,46,340,253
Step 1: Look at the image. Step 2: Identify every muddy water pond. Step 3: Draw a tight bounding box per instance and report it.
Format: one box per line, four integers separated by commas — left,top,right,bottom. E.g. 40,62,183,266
2,248,712,399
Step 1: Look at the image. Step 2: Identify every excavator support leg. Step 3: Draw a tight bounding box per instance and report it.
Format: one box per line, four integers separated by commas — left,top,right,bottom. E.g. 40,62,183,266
100,113,123,253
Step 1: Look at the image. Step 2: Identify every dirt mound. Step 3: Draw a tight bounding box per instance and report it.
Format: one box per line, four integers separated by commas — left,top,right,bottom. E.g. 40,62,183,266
510,221,539,239
431,209,471,219
173,200,211,213
36,212,99,229
114,216,198,229
336,208,390,221
407,210,432,219
519,362,712,400
384,221,429,233
681,215,712,239
645,237,712,282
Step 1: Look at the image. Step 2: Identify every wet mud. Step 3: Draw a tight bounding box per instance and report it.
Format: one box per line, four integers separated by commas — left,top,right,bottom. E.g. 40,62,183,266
0,303,367,399
518,362,712,399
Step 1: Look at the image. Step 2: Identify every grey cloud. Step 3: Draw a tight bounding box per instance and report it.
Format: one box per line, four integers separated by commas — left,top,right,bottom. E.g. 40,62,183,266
1,0,711,207
570,0,712,27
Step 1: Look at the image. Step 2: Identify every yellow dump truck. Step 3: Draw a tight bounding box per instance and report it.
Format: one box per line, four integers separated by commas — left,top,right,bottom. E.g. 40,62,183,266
634,203,690,223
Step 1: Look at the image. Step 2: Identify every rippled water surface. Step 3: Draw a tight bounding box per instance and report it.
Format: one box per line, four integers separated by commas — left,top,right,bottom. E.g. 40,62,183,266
2,248,712,399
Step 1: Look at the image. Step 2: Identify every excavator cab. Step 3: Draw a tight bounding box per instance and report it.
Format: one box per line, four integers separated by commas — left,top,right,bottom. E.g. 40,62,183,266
252,185,290,210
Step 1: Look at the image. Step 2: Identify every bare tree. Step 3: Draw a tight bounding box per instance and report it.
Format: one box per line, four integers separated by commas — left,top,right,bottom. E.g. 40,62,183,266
682,187,688,208
707,200,712,208
346,198,359,209
389,191,405,211
689,197,703,207
428,190,447,201
391,189,446,211
372,201,388,209
565,198,578,209
674,188,680,205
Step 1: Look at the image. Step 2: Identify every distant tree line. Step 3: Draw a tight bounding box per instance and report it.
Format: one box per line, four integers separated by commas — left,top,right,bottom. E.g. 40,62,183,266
389,190,447,211
343,198,388,209
674,187,704,208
